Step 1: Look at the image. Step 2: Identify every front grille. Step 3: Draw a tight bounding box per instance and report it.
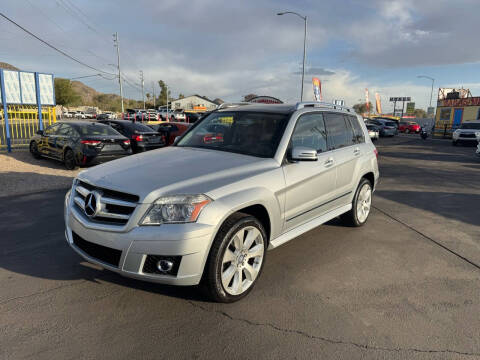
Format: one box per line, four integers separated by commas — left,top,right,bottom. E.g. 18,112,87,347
460,133,475,138
142,255,182,276
73,180,138,226
72,232,122,267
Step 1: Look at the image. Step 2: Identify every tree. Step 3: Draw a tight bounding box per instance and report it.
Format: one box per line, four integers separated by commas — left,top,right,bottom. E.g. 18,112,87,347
242,93,258,102
54,78,81,106
146,93,151,101
157,80,171,106
414,109,427,118
178,93,185,99
353,102,373,114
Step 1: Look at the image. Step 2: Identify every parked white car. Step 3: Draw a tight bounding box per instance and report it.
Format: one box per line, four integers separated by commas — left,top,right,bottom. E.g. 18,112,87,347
64,102,379,302
74,111,87,119
366,124,379,141
452,121,480,145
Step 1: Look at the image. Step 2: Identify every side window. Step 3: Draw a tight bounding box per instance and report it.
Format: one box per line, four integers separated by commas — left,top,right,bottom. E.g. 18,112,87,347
324,113,354,150
44,123,61,135
291,113,327,153
348,115,365,144
57,124,74,137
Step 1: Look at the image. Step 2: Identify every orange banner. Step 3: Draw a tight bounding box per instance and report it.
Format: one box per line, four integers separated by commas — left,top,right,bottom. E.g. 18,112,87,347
375,92,382,114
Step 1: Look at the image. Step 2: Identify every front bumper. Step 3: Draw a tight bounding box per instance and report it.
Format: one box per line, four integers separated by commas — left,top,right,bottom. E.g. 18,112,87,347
64,192,215,286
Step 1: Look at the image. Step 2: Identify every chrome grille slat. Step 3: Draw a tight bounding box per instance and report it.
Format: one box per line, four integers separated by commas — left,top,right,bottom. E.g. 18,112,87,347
74,196,85,210
100,196,136,208
75,185,90,197
97,210,130,220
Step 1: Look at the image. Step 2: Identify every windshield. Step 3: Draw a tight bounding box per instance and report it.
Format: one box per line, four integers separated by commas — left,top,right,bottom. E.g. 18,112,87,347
78,123,121,136
177,111,290,158
460,123,480,129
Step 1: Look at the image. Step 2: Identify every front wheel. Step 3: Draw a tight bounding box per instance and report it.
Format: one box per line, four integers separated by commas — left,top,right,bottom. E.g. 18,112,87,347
405,128,410,134
452,141,457,146
204,213,267,303
341,178,372,227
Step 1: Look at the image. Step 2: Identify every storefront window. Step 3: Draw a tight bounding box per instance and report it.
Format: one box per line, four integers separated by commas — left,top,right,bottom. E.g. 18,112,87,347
440,108,451,120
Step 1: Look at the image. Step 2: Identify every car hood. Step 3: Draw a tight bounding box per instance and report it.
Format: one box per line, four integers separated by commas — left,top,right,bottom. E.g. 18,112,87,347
77,147,279,203
458,129,479,134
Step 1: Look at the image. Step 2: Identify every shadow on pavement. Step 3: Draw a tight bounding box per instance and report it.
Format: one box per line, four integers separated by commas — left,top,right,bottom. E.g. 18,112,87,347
375,190,480,227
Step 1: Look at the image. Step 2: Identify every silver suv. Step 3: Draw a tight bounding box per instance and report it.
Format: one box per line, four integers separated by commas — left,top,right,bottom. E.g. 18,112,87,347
64,102,379,302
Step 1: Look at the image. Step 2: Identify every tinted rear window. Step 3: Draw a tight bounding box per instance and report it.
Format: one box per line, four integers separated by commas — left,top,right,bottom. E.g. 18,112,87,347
78,124,121,136
131,122,155,132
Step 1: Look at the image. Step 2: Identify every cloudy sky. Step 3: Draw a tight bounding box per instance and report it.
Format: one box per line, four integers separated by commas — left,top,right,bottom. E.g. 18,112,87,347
1,0,479,112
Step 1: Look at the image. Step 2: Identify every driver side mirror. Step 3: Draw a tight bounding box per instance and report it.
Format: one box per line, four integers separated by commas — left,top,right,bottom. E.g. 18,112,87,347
36,129,44,136
173,136,181,145
290,146,318,161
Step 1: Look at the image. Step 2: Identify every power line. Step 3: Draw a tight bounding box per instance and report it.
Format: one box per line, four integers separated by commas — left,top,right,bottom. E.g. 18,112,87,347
0,12,116,76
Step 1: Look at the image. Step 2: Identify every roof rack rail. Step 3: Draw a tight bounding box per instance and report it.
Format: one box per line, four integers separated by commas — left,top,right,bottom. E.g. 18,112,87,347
217,102,252,109
295,101,353,113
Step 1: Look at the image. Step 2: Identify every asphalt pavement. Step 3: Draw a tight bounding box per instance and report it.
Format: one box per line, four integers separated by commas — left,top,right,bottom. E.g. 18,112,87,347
1,135,479,359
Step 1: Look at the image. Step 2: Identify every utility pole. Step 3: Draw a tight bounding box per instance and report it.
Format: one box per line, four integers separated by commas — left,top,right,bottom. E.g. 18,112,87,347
140,70,145,109
152,82,156,108
113,32,124,113
166,84,169,120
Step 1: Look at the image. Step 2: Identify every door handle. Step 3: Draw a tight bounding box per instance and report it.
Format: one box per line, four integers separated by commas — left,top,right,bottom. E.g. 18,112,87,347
353,147,361,156
324,158,334,167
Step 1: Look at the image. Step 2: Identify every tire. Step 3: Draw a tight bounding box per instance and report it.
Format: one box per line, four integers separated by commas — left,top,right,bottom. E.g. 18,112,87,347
29,141,42,159
64,149,77,170
452,141,457,146
341,178,373,227
204,213,267,303
405,129,410,134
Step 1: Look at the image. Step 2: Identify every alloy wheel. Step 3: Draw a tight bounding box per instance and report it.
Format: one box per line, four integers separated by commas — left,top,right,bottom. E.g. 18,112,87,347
221,226,264,296
356,183,372,223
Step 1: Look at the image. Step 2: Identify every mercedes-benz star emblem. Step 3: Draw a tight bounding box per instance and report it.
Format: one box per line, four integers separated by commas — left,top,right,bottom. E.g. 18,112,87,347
84,192,100,217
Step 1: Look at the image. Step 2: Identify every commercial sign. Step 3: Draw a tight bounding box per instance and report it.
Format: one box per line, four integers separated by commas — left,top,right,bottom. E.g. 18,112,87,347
427,107,435,116
390,97,411,102
439,97,480,107
0,70,55,105
312,78,321,101
248,96,283,104
406,102,415,115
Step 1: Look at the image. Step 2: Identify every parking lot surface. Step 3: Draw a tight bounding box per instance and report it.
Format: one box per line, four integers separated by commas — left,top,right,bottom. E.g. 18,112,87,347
1,136,479,359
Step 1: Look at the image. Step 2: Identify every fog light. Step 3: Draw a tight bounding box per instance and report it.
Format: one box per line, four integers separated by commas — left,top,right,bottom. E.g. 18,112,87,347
157,259,174,273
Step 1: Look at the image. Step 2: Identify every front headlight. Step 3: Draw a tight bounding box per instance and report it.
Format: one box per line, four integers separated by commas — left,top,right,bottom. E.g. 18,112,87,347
140,194,212,225
475,131,480,139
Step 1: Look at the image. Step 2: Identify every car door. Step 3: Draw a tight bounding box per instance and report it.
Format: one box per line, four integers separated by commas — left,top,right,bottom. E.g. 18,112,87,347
55,124,77,159
324,113,359,208
39,123,61,156
282,112,337,231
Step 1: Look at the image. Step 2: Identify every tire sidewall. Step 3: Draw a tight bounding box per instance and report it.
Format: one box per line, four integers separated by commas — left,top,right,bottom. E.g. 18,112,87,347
64,149,76,170
352,179,372,226
209,216,267,302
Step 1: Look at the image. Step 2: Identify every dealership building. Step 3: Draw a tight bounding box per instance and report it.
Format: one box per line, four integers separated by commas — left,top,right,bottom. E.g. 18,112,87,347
434,88,479,137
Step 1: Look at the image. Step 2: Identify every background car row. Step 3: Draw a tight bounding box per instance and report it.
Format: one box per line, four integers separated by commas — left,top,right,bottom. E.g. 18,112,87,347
29,119,192,170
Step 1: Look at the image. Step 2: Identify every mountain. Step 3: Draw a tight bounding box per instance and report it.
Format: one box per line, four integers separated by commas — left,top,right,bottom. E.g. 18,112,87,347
0,62,19,71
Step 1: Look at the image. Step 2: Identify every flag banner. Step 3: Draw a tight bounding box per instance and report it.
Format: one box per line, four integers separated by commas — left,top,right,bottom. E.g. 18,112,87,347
312,77,322,101
365,88,370,112
375,92,382,114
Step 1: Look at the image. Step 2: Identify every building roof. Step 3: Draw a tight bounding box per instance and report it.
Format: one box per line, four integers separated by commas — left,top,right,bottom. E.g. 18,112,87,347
170,94,216,104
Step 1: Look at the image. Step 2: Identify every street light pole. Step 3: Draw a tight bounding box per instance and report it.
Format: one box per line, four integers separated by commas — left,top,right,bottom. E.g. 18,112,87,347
277,11,307,101
113,32,124,114
417,75,435,109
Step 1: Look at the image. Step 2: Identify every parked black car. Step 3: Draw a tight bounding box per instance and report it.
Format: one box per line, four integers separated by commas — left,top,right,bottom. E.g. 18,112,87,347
29,121,132,170
97,119,166,153
366,119,398,137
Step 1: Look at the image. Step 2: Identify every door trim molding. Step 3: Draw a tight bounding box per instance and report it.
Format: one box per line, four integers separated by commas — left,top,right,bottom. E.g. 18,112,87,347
269,203,352,249
286,191,352,222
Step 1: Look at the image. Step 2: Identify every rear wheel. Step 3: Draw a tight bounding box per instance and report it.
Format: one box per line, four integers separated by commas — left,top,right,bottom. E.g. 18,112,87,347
405,128,410,134
64,149,77,170
341,178,372,227
29,141,42,159
204,213,266,303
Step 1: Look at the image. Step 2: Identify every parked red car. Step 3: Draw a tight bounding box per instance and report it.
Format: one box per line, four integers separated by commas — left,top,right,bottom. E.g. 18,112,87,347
398,121,421,133
148,122,192,146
